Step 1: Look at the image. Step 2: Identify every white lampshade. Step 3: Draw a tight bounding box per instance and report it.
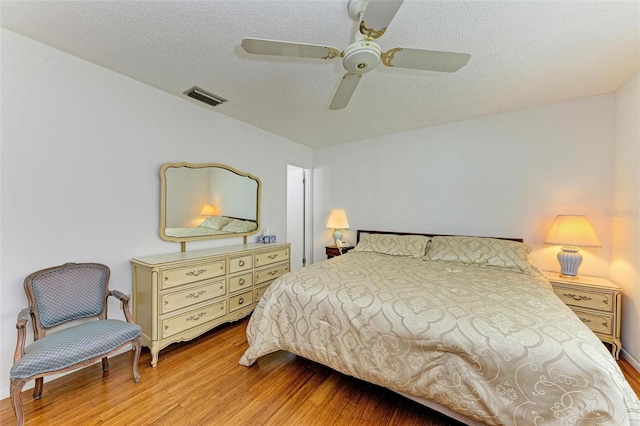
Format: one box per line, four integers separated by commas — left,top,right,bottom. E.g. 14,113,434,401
544,215,601,248
544,215,601,278
326,209,350,229
200,204,220,216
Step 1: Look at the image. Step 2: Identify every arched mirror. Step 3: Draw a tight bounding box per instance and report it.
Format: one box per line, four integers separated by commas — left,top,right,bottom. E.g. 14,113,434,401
160,162,261,246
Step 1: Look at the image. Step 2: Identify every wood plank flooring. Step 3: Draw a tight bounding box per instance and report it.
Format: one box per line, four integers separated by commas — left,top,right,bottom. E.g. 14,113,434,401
1,318,639,426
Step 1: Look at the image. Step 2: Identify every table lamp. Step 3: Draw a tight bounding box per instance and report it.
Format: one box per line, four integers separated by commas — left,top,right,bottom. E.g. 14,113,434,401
326,209,350,245
544,215,601,278
200,204,220,216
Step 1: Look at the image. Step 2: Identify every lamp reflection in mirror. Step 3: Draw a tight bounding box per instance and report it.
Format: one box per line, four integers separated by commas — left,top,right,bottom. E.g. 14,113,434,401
200,204,220,216
326,209,350,245
544,215,601,278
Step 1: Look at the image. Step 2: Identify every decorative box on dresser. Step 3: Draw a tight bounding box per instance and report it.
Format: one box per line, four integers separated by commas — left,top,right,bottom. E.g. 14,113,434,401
131,242,290,366
544,271,622,359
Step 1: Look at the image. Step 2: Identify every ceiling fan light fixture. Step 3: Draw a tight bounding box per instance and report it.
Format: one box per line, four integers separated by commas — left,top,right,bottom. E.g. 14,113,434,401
342,41,381,73
184,86,228,107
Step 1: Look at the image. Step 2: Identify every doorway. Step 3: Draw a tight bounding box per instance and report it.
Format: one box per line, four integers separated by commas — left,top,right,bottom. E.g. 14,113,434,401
287,165,312,270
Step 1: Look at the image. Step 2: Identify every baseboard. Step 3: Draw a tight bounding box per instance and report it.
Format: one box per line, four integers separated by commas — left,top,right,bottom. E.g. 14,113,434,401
621,348,640,373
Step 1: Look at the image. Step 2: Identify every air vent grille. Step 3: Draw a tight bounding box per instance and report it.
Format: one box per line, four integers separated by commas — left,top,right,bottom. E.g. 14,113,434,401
184,86,227,107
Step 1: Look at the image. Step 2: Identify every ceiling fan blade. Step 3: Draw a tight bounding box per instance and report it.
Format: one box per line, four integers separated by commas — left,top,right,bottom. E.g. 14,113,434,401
241,38,342,60
382,47,471,72
329,72,362,110
359,0,404,39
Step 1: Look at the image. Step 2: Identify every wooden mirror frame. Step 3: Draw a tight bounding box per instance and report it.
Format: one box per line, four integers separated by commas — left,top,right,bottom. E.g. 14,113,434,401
159,162,261,246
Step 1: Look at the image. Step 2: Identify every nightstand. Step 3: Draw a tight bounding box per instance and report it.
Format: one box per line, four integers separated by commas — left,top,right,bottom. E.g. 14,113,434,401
325,245,354,259
544,271,622,359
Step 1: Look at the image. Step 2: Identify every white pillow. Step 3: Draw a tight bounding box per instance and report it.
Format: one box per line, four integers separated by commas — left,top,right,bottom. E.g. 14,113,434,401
221,219,257,233
199,216,233,230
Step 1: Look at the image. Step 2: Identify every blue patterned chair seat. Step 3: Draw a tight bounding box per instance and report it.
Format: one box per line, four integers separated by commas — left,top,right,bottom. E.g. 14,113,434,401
10,319,141,380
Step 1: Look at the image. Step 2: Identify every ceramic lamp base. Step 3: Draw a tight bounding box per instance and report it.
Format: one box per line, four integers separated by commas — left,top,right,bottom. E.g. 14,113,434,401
557,247,583,278
332,229,343,245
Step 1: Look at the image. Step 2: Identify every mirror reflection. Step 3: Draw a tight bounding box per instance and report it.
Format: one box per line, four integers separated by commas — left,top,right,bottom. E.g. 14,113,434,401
160,163,261,242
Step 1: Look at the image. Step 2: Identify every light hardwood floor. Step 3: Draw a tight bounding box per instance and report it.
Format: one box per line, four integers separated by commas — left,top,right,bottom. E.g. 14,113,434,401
1,318,639,426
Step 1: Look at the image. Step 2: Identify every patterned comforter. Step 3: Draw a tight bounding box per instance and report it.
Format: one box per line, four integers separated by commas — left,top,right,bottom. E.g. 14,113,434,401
240,252,640,425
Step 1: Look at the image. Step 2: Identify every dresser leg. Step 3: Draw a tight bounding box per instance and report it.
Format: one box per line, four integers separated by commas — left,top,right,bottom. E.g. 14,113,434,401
150,343,159,367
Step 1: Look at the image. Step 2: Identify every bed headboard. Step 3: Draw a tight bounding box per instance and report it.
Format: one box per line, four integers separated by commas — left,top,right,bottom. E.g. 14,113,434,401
356,230,524,244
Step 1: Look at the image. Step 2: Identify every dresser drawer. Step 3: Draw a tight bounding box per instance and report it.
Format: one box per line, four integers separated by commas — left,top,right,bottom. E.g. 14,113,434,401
255,284,271,302
161,301,227,339
161,261,226,289
229,290,253,312
161,279,226,314
229,255,253,274
553,287,613,313
255,262,290,285
229,272,253,293
255,247,290,267
573,309,613,335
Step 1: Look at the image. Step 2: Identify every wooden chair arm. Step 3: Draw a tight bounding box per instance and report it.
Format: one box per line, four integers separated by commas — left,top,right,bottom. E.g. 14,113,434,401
109,290,135,323
14,308,30,363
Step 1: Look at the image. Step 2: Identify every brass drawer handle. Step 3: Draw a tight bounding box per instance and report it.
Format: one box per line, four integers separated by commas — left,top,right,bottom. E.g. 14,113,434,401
267,254,278,259
239,260,245,267
239,278,246,285
186,290,207,299
186,312,206,321
268,270,279,276
580,317,609,328
186,269,207,277
238,297,244,305
563,293,592,302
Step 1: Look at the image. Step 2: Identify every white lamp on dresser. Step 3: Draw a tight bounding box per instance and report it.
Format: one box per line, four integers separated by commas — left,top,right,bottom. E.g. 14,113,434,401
544,214,601,278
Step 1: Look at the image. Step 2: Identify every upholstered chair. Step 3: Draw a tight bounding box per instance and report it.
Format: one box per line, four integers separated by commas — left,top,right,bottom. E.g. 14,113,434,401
10,262,142,426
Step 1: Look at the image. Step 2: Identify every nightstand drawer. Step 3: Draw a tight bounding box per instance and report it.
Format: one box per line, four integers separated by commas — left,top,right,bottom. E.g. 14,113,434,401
553,287,613,312
573,309,613,335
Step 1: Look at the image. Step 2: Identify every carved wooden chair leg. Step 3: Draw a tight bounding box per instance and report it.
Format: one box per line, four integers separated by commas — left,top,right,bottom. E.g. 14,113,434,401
132,339,141,383
102,357,109,373
33,377,44,400
10,378,26,426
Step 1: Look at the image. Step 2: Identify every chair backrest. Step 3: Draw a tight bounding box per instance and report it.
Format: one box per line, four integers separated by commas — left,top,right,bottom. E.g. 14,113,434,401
24,263,110,335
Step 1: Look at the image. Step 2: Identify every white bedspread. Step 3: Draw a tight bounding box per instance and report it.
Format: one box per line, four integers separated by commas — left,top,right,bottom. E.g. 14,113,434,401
240,252,640,425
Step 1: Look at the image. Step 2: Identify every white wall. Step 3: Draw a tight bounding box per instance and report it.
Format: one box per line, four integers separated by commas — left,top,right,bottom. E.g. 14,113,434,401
313,94,615,280
0,29,313,398
611,71,640,367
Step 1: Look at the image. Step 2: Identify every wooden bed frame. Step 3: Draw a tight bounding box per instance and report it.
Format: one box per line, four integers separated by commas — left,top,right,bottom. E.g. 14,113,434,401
356,229,524,243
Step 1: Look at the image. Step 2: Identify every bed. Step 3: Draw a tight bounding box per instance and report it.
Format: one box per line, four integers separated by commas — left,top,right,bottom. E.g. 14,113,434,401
164,216,257,238
240,230,640,425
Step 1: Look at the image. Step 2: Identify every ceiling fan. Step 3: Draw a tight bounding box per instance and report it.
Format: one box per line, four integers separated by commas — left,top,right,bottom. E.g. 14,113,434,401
241,0,471,110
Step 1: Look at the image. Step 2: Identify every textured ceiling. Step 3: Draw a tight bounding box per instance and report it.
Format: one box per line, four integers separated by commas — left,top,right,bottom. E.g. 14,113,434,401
1,0,638,148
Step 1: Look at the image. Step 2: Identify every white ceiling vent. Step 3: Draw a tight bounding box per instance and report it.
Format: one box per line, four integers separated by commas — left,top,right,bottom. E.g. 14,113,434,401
184,86,227,107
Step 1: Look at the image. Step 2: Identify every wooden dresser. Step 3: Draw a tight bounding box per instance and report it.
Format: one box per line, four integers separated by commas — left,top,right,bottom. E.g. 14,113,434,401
131,242,290,366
